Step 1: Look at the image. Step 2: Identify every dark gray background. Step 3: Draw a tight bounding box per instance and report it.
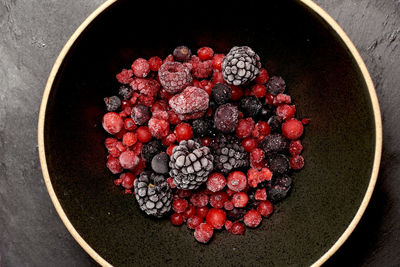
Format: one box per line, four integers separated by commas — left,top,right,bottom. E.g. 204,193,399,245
0,0,399,266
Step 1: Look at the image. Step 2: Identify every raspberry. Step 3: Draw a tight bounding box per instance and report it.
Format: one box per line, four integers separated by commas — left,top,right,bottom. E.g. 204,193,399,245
152,110,169,121
275,93,291,104
241,138,258,152
243,210,262,228
148,118,169,139
106,156,123,174
289,140,303,156
196,206,209,218
206,172,226,192
257,200,274,217
183,205,196,219
276,104,296,121
251,84,267,98
171,213,185,226
187,215,202,229
212,54,225,71
250,148,264,167
131,105,150,125
174,123,193,142
173,199,189,213
282,118,304,140
214,103,239,133
123,118,137,131
212,70,225,84
247,168,273,188
230,85,243,101
290,155,305,170
255,68,269,84
206,208,226,229
189,55,213,78
162,133,176,146
254,188,267,201
229,222,245,235
232,192,249,208
119,150,140,170
227,171,247,192
158,88,173,101
209,191,229,209
120,172,135,189
197,47,214,61
148,56,163,71
131,58,150,78
116,69,133,84
158,62,192,94
190,192,209,207
122,132,137,147
266,76,286,95
105,138,120,157
169,86,209,118
136,126,152,143
194,223,213,243
130,78,160,105
103,112,124,135
236,118,255,139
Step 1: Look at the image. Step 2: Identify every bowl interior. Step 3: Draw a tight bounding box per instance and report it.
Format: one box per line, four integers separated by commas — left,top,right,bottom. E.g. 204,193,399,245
43,0,376,265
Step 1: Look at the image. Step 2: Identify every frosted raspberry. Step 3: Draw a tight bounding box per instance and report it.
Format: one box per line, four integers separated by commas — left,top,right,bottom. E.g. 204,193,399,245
158,62,192,94
168,86,209,118
116,69,133,84
131,58,150,78
189,55,213,78
148,118,169,139
130,78,160,106
247,168,273,188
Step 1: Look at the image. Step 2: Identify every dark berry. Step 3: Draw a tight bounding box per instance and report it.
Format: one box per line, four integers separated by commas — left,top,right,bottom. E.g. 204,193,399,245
267,115,283,133
282,118,304,140
243,210,262,228
192,119,213,138
211,83,231,105
259,133,289,153
141,140,162,161
206,208,226,229
118,85,133,100
194,223,213,243
266,76,286,95
226,208,246,221
268,153,290,174
131,105,150,125
206,172,226,192
239,96,262,117
258,105,274,120
104,96,121,111
214,103,239,133
174,122,193,142
173,45,192,62
267,175,292,203
151,152,170,174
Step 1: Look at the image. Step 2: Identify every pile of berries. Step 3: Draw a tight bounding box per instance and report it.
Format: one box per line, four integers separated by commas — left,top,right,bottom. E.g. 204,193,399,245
102,45,308,244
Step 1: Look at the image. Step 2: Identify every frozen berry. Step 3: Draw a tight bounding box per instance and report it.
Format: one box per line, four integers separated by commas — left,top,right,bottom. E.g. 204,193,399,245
259,133,289,153
206,172,226,192
119,150,140,170
196,206,209,218
257,200,274,217
197,47,214,61
131,58,150,78
183,205,196,219
194,223,213,243
226,208,246,221
258,105,274,120
187,215,202,229
162,133,176,146
136,126,152,143
174,122,193,142
212,70,225,84
192,119,213,137
118,85,133,100
247,168,273,188
116,69,133,84
190,192,209,207
276,104,296,121
122,132,137,147
255,68,269,84
229,222,246,235
120,172,135,189
224,200,234,211
189,55,213,78
209,191,229,209
173,45,192,62
267,116,282,133
239,96,262,117
250,148,264,164
169,86,209,119
212,54,225,71
275,93,292,105
123,118,137,131
211,83,231,105
173,199,189,213
289,140,303,156
206,208,226,229
266,76,286,95
214,103,239,133
148,56,162,71
171,213,185,226
106,156,123,174
301,118,310,125
148,118,169,139
104,96,121,111
224,220,233,230
140,140,161,161
103,112,124,135
290,155,305,170
131,105,150,125
151,152,170,174
268,175,292,203
243,210,262,228
236,118,255,139
251,84,267,98
254,188,267,201
231,85,244,101
282,118,304,140
268,154,290,174
227,171,247,192
166,145,176,156
158,62,192,94
232,192,249,208
242,138,258,152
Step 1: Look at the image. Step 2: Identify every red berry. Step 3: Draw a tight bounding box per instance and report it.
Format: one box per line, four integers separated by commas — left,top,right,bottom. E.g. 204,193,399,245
114,178,122,186
275,93,291,104
166,145,176,156
106,156,123,174
254,188,267,201
187,215,203,229
194,223,213,243
282,118,304,140
251,84,267,98
167,177,176,188
196,206,209,218
197,47,214,61
119,151,139,170
229,222,246,235
148,56,162,71
247,168,273,188
102,112,124,135
162,133,176,146
201,137,211,147
230,85,243,101
290,155,305,170
265,93,275,105
256,121,271,136
250,148,264,164
131,58,150,78
190,192,209,207
123,118,137,131
243,210,262,228
177,189,192,199
122,132,137,147
223,200,234,211
212,54,225,71
255,68,269,84
116,69,133,84
257,200,274,217
227,171,247,192
136,126,152,143
236,118,255,139
212,70,225,84
301,118,310,125
173,199,189,213
225,220,233,230
183,205,196,219
198,79,214,96
148,118,169,139
171,213,185,226
120,172,135,189
174,122,193,142
151,101,167,113
168,110,181,125
232,192,249,208
206,172,226,192
206,208,226,229
289,140,303,156
241,138,258,152
276,104,296,121
209,191,229,209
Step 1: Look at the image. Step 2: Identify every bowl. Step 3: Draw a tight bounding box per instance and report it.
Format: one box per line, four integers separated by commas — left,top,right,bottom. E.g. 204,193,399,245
38,0,382,266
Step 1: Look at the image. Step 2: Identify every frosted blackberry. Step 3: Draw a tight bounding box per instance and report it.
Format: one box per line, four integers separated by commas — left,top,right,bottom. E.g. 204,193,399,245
158,62,192,94
227,208,246,221
131,104,150,125
268,115,283,133
169,140,214,190
267,174,292,203
257,105,274,120
141,140,162,161
259,133,289,153
104,96,121,112
134,171,172,218
210,135,249,174
268,154,290,174
266,76,286,95
239,96,262,117
214,103,239,133
211,83,231,105
118,84,133,100
222,46,261,86
192,119,213,137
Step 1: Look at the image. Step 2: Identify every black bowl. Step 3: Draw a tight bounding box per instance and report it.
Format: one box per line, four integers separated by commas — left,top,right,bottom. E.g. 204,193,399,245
38,0,382,266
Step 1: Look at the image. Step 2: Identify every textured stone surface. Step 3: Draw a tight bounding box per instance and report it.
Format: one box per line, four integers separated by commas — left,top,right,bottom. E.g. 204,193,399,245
0,0,399,266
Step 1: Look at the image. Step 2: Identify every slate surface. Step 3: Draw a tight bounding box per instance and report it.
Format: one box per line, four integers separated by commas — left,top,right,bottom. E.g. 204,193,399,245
0,0,399,266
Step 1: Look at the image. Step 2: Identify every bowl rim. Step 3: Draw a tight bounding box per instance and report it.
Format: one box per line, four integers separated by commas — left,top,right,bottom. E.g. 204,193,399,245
37,0,383,266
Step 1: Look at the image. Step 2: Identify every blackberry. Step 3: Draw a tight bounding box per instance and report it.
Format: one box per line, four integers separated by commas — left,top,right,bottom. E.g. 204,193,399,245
211,83,231,105
268,153,290,174
134,171,172,218
214,103,239,133
118,84,133,100
173,45,192,62
268,115,283,133
267,174,292,203
151,152,170,174
169,140,214,190
227,208,247,221
259,133,289,153
210,135,248,174
131,104,150,125
141,140,163,161
192,119,213,137
257,105,274,121
266,76,286,95
222,46,261,86
246,189,259,210
239,96,262,117
104,96,121,112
